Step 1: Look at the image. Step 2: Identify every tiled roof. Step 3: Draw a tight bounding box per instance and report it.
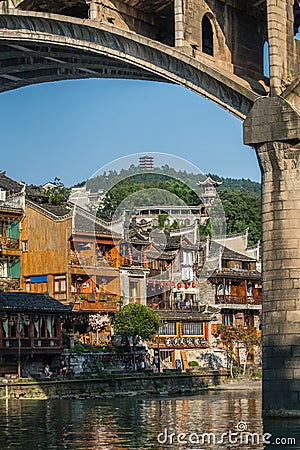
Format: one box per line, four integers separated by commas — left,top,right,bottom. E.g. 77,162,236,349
26,186,48,199
0,172,22,193
221,245,256,262
74,213,114,235
157,305,220,321
0,205,23,215
37,203,72,217
197,174,222,186
0,292,71,312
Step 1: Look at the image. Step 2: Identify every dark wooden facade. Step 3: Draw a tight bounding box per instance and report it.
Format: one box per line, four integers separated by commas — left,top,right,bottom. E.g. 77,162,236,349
0,292,70,375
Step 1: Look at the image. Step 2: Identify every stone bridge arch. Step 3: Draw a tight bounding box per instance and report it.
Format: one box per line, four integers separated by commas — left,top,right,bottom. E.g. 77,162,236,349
0,10,262,118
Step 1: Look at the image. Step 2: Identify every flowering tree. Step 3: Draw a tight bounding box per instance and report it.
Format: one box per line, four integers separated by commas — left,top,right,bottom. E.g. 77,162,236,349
89,313,110,332
215,325,261,377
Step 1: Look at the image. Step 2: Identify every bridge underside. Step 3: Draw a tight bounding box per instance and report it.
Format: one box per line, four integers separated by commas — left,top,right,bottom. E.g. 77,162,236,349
0,40,165,91
0,12,261,118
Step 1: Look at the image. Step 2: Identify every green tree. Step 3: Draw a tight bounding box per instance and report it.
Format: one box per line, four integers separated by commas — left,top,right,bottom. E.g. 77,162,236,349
198,219,212,237
47,177,70,205
113,304,161,366
158,214,168,229
218,188,261,245
84,167,261,245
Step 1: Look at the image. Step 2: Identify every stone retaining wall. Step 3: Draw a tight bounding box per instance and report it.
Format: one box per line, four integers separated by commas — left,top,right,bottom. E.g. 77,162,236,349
0,372,228,400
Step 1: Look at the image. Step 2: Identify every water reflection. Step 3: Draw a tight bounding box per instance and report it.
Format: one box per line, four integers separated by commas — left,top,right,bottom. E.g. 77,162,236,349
0,390,299,449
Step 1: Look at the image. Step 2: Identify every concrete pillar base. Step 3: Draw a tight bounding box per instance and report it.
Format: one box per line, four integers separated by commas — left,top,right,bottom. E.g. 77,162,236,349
244,97,300,417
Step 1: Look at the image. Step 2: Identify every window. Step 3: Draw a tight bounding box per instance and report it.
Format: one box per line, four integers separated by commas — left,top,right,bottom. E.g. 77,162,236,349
25,279,30,292
53,275,66,294
0,189,6,201
223,313,233,326
202,14,214,56
182,322,203,336
22,240,28,252
8,258,20,279
182,251,193,265
26,275,48,293
263,41,270,77
159,322,176,336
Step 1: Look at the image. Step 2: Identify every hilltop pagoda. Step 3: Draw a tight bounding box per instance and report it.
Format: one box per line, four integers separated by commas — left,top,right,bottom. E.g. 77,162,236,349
197,174,222,209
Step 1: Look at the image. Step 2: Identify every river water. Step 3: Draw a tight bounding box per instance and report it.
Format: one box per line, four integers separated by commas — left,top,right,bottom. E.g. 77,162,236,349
1,389,300,449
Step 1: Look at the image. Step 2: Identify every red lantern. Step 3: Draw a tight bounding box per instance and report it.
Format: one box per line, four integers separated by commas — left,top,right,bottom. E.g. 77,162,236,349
152,280,156,287
166,281,170,287
185,283,189,289
192,281,196,288
146,278,149,286
160,281,163,288
177,283,182,289
171,281,175,288
143,251,147,266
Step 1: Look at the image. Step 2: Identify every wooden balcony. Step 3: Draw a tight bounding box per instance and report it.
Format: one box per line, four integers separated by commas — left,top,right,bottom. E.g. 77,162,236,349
215,295,262,305
72,295,120,312
0,237,21,256
69,256,119,278
0,277,20,290
69,256,118,269
0,237,20,250
147,298,201,311
0,337,61,354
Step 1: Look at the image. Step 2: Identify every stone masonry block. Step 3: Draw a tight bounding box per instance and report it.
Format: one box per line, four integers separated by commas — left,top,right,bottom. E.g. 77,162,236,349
244,97,300,145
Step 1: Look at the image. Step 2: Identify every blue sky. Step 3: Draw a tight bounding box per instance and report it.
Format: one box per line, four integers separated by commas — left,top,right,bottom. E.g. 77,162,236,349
0,78,261,187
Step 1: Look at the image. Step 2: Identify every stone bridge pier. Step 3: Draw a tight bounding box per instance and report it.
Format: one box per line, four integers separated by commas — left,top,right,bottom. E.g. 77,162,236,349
244,97,300,416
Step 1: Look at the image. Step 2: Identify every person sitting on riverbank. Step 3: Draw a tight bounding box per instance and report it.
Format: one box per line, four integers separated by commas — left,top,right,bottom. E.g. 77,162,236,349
60,360,68,378
44,364,53,379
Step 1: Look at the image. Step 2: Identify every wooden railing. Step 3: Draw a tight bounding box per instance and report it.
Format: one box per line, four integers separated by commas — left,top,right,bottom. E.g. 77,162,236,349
147,299,201,311
69,256,118,268
0,237,19,250
215,295,262,305
1,338,60,349
0,277,20,290
72,296,120,312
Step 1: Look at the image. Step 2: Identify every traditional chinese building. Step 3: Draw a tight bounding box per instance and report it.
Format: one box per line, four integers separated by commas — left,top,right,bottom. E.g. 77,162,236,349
200,231,262,331
0,292,70,377
120,220,218,371
139,154,154,171
0,172,25,292
210,244,262,329
197,174,222,210
20,199,122,346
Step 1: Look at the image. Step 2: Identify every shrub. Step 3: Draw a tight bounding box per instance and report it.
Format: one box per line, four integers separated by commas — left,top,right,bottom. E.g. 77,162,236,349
252,369,262,379
188,361,199,367
73,343,85,355
232,367,240,378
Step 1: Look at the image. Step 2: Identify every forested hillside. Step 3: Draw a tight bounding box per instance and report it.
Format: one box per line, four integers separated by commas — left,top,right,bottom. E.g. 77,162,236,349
79,165,261,246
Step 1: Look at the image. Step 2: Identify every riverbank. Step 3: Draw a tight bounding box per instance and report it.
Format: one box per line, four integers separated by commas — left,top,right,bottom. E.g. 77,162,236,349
213,379,261,391
0,371,231,400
